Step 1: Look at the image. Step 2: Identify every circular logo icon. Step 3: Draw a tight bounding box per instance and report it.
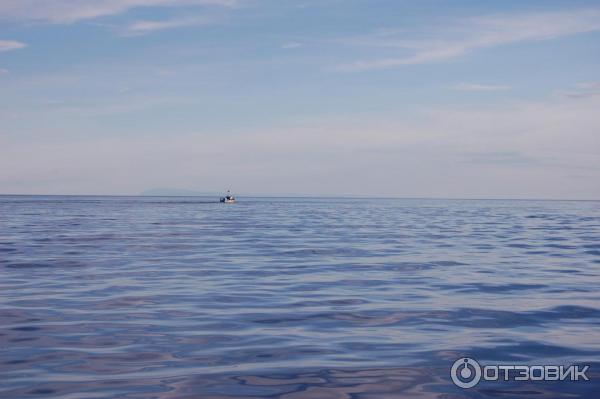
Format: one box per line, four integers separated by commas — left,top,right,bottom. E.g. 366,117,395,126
451,357,482,389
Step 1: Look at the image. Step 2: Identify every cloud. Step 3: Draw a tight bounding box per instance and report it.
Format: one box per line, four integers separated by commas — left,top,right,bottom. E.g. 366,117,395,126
281,41,303,49
576,82,600,90
338,8,600,71
0,0,237,24
0,40,26,52
453,83,510,91
557,81,600,98
461,151,539,165
0,68,8,74
122,16,210,36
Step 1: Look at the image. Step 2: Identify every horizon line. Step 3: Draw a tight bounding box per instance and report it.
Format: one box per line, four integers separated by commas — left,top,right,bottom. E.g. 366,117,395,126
0,193,598,202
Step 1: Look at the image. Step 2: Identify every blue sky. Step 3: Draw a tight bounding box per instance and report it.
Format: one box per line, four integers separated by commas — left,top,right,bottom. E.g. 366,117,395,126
1,0,599,198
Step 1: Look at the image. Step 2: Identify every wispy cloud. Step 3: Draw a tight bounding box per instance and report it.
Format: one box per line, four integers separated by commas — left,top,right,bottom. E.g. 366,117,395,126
281,41,303,49
0,68,9,74
453,83,510,92
461,151,539,165
0,40,26,52
576,82,600,90
556,81,600,99
122,16,210,36
0,0,237,24
338,9,600,71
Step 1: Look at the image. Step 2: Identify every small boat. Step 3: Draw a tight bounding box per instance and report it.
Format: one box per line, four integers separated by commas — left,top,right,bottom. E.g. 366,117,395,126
220,190,236,203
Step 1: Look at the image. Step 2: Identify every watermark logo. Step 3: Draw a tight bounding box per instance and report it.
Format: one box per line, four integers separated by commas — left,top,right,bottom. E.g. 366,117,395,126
451,357,590,389
451,357,482,388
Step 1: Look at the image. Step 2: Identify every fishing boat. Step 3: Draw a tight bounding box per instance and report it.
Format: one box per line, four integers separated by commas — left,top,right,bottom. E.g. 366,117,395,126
220,190,236,203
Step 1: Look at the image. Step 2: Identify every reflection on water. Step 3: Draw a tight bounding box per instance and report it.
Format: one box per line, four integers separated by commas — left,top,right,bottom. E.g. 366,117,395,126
1,196,599,398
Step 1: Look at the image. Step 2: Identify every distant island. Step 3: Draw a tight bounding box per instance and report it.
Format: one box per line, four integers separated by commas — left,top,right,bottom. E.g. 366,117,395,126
140,188,222,196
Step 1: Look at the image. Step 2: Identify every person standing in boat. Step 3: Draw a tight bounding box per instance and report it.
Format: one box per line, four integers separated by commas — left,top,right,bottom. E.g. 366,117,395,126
220,190,236,203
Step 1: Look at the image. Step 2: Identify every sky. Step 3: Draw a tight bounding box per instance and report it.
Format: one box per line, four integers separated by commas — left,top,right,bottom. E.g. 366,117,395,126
0,0,599,199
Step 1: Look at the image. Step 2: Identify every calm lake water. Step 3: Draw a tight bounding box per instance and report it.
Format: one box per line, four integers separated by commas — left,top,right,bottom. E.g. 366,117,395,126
1,196,599,398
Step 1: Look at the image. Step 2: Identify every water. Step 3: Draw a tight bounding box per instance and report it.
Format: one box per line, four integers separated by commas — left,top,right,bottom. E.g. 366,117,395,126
1,196,599,398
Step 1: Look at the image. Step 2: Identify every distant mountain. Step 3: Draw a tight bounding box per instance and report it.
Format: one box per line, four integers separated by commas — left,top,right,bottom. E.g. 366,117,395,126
140,188,222,196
